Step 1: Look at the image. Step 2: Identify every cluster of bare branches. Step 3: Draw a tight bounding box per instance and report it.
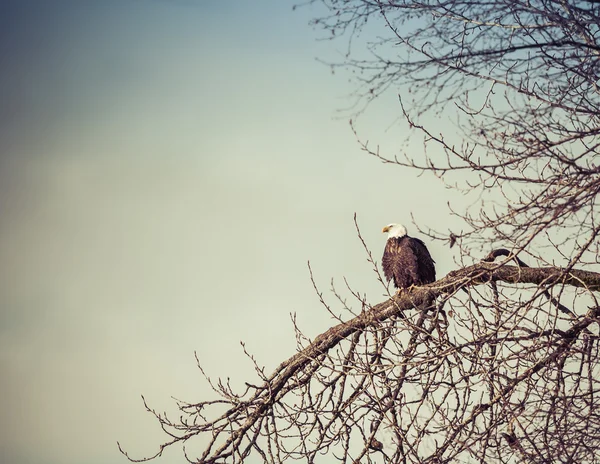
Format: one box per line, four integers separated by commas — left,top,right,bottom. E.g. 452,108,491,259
120,253,600,463
120,1,600,463
309,0,600,266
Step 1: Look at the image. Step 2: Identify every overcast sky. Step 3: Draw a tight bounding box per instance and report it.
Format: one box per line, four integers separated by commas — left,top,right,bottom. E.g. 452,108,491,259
0,2,463,463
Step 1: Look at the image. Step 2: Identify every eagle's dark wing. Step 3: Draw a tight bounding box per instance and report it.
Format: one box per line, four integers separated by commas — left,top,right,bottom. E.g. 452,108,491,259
408,237,436,284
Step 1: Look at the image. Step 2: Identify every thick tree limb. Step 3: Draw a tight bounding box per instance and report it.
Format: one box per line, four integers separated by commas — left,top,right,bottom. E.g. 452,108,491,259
120,259,600,463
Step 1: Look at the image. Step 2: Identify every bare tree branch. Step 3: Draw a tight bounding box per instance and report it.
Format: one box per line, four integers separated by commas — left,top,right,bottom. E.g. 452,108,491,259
119,256,600,463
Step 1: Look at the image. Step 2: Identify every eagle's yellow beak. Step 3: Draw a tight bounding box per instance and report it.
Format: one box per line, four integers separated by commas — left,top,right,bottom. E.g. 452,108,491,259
382,226,390,233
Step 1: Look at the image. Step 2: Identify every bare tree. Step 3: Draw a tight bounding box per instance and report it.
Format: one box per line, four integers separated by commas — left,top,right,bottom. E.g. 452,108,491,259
119,1,600,463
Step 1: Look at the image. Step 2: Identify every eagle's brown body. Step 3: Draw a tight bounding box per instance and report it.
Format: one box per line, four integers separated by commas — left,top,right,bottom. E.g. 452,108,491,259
382,235,436,289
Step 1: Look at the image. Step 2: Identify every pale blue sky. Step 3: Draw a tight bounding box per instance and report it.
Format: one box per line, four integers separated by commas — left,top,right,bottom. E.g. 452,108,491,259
0,2,462,463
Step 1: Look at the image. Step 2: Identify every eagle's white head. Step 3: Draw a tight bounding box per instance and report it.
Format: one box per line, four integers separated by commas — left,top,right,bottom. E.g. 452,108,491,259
382,223,408,239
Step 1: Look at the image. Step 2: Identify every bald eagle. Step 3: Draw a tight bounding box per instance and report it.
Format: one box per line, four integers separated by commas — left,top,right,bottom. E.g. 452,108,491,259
382,223,436,290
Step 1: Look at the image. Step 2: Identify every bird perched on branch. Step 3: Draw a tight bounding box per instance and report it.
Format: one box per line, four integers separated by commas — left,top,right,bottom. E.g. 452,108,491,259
382,223,436,291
